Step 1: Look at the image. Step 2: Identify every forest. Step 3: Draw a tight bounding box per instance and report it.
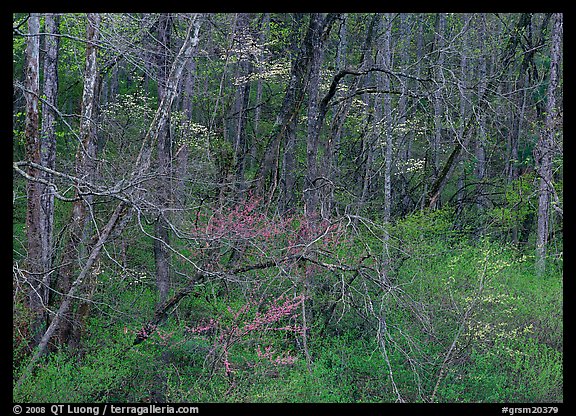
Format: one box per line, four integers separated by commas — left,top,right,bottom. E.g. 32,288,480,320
13,13,562,404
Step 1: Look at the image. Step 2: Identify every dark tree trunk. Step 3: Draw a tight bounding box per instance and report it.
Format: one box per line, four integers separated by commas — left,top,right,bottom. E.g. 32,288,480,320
456,15,471,218
254,13,315,205
39,12,60,334
475,14,487,211
430,13,446,209
230,13,253,197
303,13,340,220
279,13,304,216
174,66,195,220
154,13,173,305
249,13,269,175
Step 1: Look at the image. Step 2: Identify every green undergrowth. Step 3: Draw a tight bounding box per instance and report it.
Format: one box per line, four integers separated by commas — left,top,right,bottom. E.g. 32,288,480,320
13,209,562,403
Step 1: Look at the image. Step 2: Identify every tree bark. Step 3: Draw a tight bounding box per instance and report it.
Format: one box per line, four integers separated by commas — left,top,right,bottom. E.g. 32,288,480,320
154,13,173,305
303,13,325,220
432,14,446,178
39,15,60,308
57,13,101,348
303,13,341,220
255,14,309,204
250,13,269,175
456,14,470,218
475,14,488,211
23,13,43,347
230,13,253,196
536,13,562,276
278,13,303,216
378,13,394,283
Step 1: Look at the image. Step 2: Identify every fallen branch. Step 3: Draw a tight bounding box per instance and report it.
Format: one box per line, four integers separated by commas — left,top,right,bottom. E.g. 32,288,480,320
131,252,371,346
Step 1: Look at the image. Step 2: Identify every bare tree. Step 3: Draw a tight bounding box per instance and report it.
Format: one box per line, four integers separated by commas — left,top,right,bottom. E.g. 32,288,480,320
16,14,205,387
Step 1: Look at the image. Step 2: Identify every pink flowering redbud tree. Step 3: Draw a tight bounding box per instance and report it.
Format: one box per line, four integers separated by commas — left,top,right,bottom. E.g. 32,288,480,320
186,293,306,377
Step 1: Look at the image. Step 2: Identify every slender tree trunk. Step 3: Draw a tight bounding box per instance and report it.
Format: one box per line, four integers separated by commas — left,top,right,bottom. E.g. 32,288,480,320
304,13,325,220
432,13,446,185
280,14,304,216
323,14,348,216
536,13,562,276
23,13,44,347
378,13,394,283
508,71,528,244
40,12,60,331
174,65,196,220
475,14,487,211
250,13,269,174
280,115,297,215
231,13,253,197
357,89,374,217
456,14,470,217
57,13,101,348
154,13,173,305
397,13,413,215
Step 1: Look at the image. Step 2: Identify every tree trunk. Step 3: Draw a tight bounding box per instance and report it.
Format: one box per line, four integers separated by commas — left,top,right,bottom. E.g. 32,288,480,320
536,13,562,276
456,15,470,218
475,14,487,211
23,13,43,347
303,13,325,220
254,13,315,205
174,64,196,221
154,13,173,305
57,13,101,348
250,13,269,175
279,14,304,216
229,13,253,197
432,13,446,186
40,12,60,334
280,115,297,215
303,13,340,220
397,13,413,215
377,13,394,283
